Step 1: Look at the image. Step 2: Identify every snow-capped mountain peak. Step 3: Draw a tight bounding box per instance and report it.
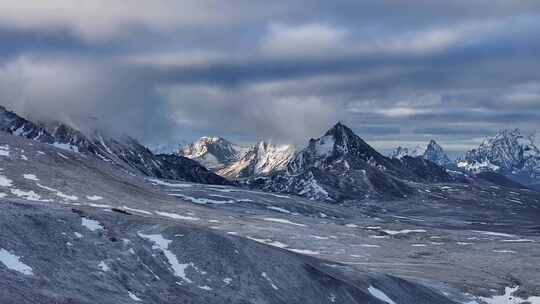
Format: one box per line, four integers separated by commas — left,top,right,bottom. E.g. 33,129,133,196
252,122,452,202
458,129,540,185
180,137,247,169
217,140,295,179
312,122,382,160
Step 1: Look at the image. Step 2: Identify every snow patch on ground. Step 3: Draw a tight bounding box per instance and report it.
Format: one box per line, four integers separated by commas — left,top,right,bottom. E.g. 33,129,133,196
10,189,43,201
127,291,142,302
457,160,500,172
492,250,516,254
98,261,110,272
288,248,320,255
381,229,426,235
155,211,199,221
86,195,103,201
360,244,380,248
474,231,515,238
501,239,535,243
266,206,292,214
467,286,540,304
198,285,212,291
265,193,291,199
137,233,192,283
0,248,33,275
0,174,13,187
81,218,104,232
368,286,397,304
88,203,112,208
123,206,152,215
36,183,78,201
171,193,235,205
247,237,289,249
23,174,39,181
262,217,307,227
261,272,279,290
0,145,10,157
148,179,192,188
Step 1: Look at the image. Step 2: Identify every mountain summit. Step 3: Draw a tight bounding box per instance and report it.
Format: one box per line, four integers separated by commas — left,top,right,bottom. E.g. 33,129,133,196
424,140,452,166
180,137,247,170
458,129,540,186
217,141,295,179
392,140,451,166
250,122,452,202
181,137,294,179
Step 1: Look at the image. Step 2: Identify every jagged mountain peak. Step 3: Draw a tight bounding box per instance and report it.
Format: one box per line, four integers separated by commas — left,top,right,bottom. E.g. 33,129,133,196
306,122,380,160
390,139,450,166
458,128,540,185
217,140,295,179
424,139,451,165
324,121,355,138
476,129,536,153
180,136,247,169
254,123,452,202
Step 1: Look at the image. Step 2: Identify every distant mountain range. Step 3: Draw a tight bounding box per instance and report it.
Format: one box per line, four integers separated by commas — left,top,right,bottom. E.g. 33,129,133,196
3,104,538,199
179,137,295,179
0,106,231,185
389,129,540,189
178,123,540,200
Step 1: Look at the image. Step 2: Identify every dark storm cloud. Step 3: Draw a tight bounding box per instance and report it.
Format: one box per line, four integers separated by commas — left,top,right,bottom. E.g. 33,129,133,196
0,0,539,151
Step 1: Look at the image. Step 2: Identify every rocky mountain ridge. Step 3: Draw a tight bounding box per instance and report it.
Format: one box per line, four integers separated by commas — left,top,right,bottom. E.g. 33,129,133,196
249,123,453,202
458,129,540,186
391,139,451,166
0,105,230,185
181,137,295,179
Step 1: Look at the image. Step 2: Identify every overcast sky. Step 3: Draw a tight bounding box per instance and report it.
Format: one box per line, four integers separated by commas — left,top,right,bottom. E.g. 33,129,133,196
0,1,539,156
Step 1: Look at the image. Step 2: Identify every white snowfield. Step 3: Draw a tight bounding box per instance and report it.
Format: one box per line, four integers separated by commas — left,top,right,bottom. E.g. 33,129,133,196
86,195,104,201
0,145,10,157
0,174,13,187
127,291,142,302
155,211,199,221
137,233,192,283
0,248,33,276
465,286,540,304
81,218,104,232
381,229,427,235
367,286,397,304
261,217,307,227
22,174,39,181
37,183,78,201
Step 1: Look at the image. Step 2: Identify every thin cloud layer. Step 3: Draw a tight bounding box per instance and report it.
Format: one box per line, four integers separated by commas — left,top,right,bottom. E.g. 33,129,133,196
0,1,538,154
